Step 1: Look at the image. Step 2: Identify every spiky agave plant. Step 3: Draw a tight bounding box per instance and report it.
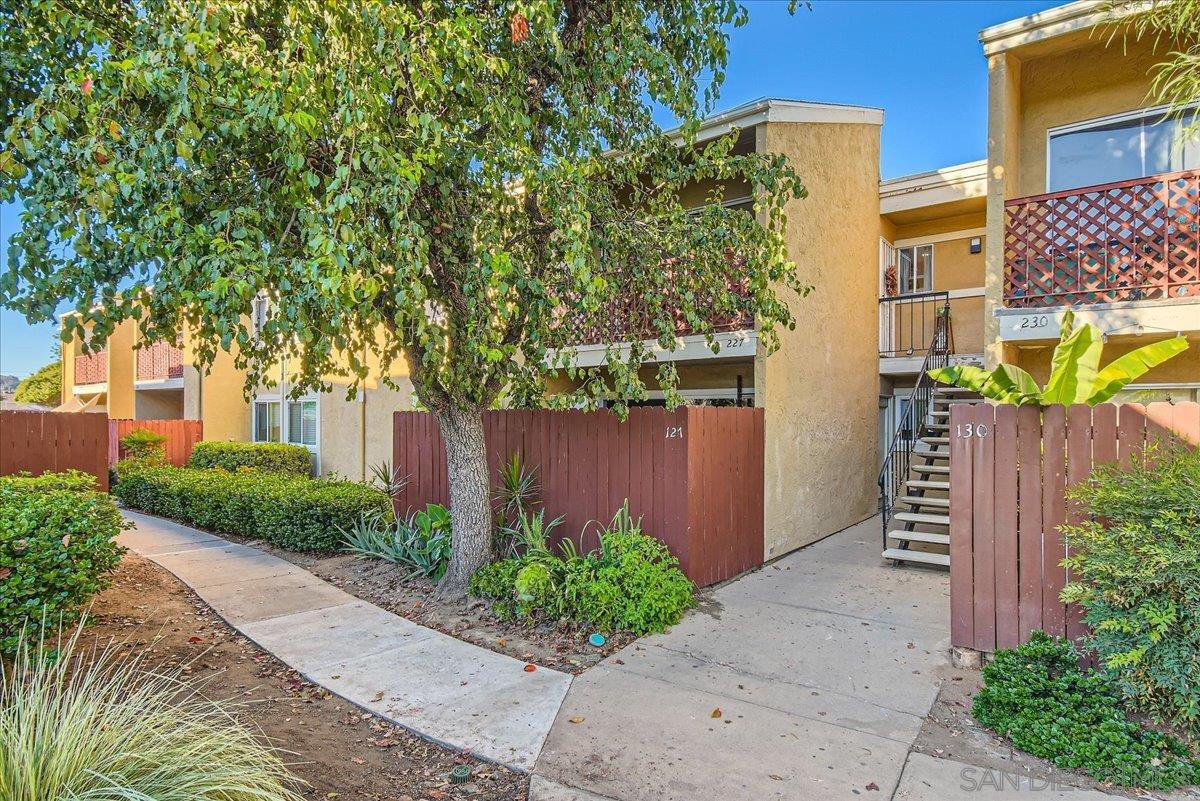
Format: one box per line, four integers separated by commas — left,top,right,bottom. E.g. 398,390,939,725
0,626,305,801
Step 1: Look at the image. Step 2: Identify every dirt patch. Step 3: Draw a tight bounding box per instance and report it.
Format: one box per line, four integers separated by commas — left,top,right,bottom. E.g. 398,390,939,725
78,553,528,801
232,537,641,674
915,666,1199,800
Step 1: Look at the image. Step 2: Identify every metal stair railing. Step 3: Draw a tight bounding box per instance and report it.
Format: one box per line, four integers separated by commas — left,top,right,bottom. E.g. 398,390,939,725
877,299,953,548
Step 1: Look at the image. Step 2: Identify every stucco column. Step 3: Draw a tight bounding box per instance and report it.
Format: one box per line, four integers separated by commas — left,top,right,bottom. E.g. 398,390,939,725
106,319,137,418
984,52,1021,369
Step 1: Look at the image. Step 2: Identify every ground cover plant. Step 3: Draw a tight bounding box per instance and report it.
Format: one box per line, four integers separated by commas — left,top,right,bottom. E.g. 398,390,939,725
0,471,125,653
1061,442,1200,736
0,626,304,801
187,441,312,476
114,463,389,552
973,632,1200,791
470,501,695,635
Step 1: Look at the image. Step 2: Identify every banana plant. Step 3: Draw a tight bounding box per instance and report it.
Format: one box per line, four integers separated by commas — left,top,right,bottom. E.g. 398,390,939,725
928,310,1189,406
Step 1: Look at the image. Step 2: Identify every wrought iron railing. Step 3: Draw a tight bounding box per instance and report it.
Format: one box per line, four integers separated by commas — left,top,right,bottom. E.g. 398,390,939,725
878,290,951,357
877,298,952,545
1004,169,1200,308
74,351,107,385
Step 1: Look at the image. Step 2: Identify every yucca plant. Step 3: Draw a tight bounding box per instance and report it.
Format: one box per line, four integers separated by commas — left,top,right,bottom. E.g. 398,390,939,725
0,626,305,801
928,310,1189,406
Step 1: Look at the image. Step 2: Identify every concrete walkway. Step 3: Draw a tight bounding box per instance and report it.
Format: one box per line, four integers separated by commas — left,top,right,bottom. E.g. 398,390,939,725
118,511,572,771
532,516,953,800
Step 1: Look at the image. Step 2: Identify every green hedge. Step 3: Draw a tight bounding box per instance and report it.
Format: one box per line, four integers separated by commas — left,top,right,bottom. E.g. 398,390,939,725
187,441,313,476
113,464,391,552
0,475,126,653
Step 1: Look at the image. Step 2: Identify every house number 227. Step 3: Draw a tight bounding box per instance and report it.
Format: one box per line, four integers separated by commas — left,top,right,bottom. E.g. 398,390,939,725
665,426,684,439
955,423,989,438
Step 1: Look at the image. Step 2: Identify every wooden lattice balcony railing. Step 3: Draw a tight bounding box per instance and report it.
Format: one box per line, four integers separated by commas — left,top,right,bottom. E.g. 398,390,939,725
136,340,184,382
74,351,107,385
1004,169,1200,308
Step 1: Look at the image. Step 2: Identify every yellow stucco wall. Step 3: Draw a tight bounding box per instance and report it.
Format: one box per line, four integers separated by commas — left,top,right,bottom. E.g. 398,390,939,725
1012,333,1200,387
760,119,882,558
105,319,137,419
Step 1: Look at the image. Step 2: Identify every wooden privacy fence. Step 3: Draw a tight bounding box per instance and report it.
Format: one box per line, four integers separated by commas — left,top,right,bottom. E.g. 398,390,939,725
108,418,203,466
949,402,1200,654
0,411,111,491
393,407,765,587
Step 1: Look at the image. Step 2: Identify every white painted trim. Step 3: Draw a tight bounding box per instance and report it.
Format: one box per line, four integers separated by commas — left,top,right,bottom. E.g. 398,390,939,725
979,0,1152,56
894,244,934,294
948,287,986,300
893,227,988,249
995,297,1200,341
640,388,755,401
549,330,757,369
880,161,987,214
668,98,884,145
135,377,184,390
72,383,107,395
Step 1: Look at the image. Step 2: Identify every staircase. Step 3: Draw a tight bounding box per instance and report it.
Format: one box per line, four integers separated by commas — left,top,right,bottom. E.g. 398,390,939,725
877,299,980,568
880,386,980,567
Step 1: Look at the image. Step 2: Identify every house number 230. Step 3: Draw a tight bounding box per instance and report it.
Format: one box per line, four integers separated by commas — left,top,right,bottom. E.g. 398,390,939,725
665,426,684,439
955,423,989,438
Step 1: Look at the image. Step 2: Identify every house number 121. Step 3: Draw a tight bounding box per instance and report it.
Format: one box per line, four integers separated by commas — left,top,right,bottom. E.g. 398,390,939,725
955,423,989,438
665,426,684,439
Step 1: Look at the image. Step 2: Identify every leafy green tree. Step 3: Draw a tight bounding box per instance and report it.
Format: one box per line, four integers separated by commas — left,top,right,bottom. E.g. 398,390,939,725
929,310,1188,406
13,361,61,407
1109,0,1200,133
0,1,806,595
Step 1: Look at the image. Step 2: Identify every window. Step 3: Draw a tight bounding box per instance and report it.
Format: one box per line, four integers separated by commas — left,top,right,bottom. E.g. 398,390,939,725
895,245,933,294
287,399,318,447
252,293,271,336
1047,105,1200,192
253,400,281,442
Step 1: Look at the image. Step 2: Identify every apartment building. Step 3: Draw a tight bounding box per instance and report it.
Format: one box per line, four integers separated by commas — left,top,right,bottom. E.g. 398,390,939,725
58,0,1199,569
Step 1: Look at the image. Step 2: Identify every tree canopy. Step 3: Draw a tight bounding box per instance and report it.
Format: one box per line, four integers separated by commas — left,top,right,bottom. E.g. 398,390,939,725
1,1,806,410
13,361,61,407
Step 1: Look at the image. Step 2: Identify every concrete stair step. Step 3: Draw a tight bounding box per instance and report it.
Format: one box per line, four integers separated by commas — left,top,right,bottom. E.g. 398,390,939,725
887,530,950,546
906,479,949,491
920,436,949,446
912,449,950,462
894,511,950,527
882,548,950,567
910,464,950,474
899,495,949,509
926,423,950,432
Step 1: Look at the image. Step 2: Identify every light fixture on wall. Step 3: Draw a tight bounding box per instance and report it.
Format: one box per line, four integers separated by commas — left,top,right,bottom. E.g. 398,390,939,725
969,237,982,254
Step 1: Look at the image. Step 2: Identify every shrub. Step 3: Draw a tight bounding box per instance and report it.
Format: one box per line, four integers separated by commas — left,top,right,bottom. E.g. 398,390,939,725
973,632,1200,790
187,441,312,476
469,502,695,635
12,360,60,406
120,427,168,462
0,469,98,494
113,463,390,552
0,476,126,653
0,627,304,801
342,504,452,581
1061,442,1200,735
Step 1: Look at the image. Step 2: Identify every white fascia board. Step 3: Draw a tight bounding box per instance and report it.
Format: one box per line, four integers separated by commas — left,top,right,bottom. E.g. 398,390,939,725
880,160,988,213
669,98,884,145
978,0,1154,56
995,297,1200,342
547,330,757,369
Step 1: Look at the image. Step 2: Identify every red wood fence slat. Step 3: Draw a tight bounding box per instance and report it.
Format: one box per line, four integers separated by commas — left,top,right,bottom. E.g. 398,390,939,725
0,411,111,490
107,419,203,466
950,402,1200,653
393,407,765,588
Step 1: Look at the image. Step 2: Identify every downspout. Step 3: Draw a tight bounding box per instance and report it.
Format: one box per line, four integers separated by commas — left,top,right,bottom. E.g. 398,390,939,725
359,345,368,482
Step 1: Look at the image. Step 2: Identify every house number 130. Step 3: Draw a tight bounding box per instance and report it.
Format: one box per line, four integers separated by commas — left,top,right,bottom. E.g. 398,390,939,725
955,423,989,438
665,426,684,439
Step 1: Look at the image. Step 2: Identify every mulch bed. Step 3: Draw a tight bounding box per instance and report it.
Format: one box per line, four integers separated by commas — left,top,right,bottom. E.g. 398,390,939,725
79,552,529,801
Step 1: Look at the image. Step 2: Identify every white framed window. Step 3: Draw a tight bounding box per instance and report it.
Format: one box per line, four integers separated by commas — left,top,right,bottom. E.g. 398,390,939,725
286,399,318,448
1047,103,1200,192
253,398,281,443
895,244,933,295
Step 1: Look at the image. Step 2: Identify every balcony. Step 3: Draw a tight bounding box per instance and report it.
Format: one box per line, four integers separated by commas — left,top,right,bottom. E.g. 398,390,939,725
1004,169,1200,308
136,340,184,383
74,351,107,386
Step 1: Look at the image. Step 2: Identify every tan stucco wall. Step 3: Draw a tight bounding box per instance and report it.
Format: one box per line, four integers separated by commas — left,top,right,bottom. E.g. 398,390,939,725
105,319,137,418
759,119,882,558
1012,333,1200,387
892,210,985,243
319,381,415,480
135,389,185,419
181,340,252,443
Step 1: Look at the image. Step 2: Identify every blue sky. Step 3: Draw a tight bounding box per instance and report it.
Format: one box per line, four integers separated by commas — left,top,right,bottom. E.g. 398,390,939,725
0,0,1060,379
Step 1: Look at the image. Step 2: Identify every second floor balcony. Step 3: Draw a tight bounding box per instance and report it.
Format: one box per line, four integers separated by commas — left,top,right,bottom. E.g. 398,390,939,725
1004,169,1200,309
136,340,185,382
74,351,107,385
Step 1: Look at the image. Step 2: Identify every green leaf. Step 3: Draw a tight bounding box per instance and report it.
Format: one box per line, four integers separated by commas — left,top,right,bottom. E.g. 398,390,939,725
1042,312,1103,405
1087,336,1190,404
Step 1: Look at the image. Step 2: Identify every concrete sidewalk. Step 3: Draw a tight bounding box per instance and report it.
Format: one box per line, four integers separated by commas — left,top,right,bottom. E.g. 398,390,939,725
532,516,953,800
118,511,572,771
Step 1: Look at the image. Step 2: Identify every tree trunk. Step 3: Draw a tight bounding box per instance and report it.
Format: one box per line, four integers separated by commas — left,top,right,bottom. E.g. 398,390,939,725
434,404,492,600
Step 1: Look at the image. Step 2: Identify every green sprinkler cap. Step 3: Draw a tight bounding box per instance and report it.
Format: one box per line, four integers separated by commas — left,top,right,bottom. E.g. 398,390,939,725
449,764,473,784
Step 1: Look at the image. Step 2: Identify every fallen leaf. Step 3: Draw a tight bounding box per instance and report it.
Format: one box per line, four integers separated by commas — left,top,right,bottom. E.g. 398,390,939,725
523,663,537,673
866,782,879,791
351,757,365,765
371,691,385,702
769,774,784,781
568,716,585,724
711,708,722,718
187,636,203,644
